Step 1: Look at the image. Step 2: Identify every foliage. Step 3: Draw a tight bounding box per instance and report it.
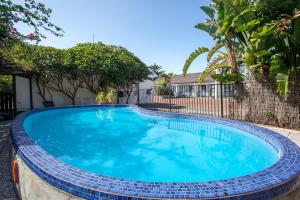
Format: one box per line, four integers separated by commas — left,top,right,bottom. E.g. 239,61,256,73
0,0,63,47
8,41,149,105
111,46,150,104
233,0,300,95
157,80,174,96
183,1,244,83
0,75,12,92
148,63,163,76
48,54,84,105
96,91,107,103
8,43,84,104
158,71,173,82
65,42,115,94
157,72,174,96
65,43,150,103
184,0,300,95
106,90,117,103
9,43,65,101
183,47,209,75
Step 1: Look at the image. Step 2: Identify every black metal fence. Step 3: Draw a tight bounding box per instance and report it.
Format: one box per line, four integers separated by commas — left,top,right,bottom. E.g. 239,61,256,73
0,92,15,119
137,83,248,120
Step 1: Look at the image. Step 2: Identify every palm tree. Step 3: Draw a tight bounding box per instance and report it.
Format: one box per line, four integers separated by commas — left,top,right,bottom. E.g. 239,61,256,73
183,0,244,83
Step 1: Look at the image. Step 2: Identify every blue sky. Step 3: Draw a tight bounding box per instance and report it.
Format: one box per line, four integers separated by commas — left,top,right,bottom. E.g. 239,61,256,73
17,0,215,74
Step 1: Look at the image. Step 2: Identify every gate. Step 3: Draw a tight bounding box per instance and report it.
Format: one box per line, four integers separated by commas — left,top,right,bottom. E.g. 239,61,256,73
0,92,15,119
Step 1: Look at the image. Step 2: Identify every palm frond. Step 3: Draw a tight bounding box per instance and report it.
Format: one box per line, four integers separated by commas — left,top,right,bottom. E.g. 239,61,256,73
183,47,209,75
200,6,215,19
207,42,224,62
199,64,230,83
195,23,219,37
207,54,227,68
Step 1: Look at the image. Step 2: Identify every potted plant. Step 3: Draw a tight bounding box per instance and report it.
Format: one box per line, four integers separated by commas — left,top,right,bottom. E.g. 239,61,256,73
106,90,117,104
96,91,107,104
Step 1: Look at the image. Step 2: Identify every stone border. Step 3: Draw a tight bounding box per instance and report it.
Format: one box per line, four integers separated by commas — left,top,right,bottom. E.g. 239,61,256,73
10,105,300,199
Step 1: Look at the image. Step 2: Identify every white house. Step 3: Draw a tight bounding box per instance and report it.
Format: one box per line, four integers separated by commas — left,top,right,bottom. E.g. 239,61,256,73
118,73,158,104
152,72,233,98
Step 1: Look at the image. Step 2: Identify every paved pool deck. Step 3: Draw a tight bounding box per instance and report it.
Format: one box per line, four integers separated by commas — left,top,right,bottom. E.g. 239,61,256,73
0,119,299,200
0,121,18,200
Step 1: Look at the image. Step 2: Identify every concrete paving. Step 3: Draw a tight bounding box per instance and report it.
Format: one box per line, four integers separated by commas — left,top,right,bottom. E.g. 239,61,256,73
258,124,300,146
0,121,18,200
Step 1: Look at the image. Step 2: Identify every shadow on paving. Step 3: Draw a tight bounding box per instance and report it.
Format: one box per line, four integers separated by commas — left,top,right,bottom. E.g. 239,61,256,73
0,121,18,200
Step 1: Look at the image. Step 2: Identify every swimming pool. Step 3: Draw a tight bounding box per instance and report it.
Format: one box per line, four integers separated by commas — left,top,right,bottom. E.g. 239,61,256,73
11,105,300,199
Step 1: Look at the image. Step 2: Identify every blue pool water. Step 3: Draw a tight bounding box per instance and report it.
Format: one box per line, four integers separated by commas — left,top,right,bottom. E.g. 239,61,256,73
24,106,279,182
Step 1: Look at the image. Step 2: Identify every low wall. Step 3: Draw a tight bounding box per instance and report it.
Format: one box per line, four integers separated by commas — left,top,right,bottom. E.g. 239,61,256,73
15,76,149,111
11,146,80,200
15,76,97,111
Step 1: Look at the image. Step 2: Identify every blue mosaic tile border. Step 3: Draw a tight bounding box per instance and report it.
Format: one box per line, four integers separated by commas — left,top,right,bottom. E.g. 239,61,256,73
10,104,300,200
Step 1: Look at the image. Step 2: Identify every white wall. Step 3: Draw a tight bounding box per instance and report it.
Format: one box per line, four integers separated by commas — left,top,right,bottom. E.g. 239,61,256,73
16,76,31,111
118,86,138,104
15,73,156,110
16,76,96,111
118,74,156,104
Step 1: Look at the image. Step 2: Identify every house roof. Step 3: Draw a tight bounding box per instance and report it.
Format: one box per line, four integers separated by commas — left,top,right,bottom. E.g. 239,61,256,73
154,72,215,85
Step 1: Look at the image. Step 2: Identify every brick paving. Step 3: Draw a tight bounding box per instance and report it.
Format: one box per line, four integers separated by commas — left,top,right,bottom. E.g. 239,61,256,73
0,121,18,200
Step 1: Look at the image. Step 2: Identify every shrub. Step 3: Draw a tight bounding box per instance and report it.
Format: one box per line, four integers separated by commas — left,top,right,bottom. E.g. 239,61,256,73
106,90,117,103
96,91,107,103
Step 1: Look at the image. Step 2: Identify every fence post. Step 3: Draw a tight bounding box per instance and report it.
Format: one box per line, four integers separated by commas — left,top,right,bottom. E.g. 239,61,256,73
12,75,17,117
220,82,224,118
117,89,120,104
168,85,171,112
137,87,140,105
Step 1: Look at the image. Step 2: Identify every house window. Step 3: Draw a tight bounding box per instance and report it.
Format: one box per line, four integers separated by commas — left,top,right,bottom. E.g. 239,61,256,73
189,85,193,93
178,85,184,97
201,85,206,96
210,85,215,97
224,85,232,97
146,89,152,95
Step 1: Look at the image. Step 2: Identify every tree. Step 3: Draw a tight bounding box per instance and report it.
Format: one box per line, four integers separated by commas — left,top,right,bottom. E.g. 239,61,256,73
66,43,115,94
9,43,84,105
0,0,63,85
183,1,244,83
156,72,174,96
184,0,299,95
232,0,300,95
66,43,150,103
148,63,163,76
111,46,150,104
9,42,150,105
0,75,12,92
0,0,63,47
48,51,84,105
8,43,61,102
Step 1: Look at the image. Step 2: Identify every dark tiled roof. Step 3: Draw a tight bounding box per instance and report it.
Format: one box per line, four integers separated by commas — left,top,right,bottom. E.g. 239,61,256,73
154,72,215,85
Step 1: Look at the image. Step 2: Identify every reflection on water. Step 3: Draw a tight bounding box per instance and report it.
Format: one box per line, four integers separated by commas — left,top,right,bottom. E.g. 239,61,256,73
24,106,279,182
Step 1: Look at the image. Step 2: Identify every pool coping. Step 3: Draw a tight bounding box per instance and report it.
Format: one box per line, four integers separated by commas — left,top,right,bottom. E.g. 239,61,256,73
10,104,300,199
